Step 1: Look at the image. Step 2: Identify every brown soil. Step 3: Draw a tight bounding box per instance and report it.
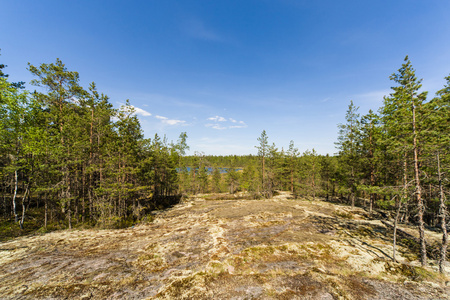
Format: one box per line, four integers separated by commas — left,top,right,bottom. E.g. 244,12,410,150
1,192,449,299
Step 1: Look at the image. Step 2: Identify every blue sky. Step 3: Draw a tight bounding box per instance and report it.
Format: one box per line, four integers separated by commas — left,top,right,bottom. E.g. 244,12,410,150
1,0,450,155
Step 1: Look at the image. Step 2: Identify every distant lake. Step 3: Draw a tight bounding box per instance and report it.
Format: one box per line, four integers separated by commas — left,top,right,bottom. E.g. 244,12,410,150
177,167,242,174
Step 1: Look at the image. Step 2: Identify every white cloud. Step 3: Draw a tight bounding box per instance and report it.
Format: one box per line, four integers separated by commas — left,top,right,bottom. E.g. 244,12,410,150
229,120,247,129
208,115,227,122
118,103,185,126
154,114,185,125
131,105,152,117
163,119,185,126
205,116,247,129
206,123,227,130
229,121,247,129
69,97,80,104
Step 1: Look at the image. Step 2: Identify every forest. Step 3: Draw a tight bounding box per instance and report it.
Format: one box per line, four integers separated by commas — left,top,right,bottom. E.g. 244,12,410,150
1,54,449,273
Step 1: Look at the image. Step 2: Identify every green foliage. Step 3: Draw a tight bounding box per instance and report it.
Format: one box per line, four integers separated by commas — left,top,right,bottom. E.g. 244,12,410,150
1,58,186,234
335,101,361,205
226,167,240,194
211,167,224,193
240,162,259,192
298,149,322,199
1,52,449,255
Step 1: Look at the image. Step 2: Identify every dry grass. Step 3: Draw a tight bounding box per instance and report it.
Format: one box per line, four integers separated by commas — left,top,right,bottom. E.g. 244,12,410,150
0,191,449,299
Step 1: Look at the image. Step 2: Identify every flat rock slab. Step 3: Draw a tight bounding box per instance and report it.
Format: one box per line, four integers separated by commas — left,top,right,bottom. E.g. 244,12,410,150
1,193,449,299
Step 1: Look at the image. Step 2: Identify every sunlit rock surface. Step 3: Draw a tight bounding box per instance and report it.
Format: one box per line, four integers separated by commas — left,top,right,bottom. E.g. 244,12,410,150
1,192,449,299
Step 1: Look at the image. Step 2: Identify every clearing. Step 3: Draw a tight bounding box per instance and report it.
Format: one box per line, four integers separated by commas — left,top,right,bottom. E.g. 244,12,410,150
0,192,449,299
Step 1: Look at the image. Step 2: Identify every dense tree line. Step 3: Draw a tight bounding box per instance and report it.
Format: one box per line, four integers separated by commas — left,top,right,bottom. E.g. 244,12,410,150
1,56,187,233
178,139,330,201
334,57,449,272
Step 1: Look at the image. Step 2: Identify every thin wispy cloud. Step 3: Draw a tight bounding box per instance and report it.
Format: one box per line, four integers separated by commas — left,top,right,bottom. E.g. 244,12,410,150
184,19,223,42
132,106,152,117
155,114,185,126
69,97,80,104
354,90,390,103
229,125,247,129
208,116,227,122
127,107,185,126
229,118,246,128
164,119,186,126
248,97,299,109
422,76,448,95
118,103,152,117
348,89,391,113
206,123,227,130
126,93,207,109
206,115,247,130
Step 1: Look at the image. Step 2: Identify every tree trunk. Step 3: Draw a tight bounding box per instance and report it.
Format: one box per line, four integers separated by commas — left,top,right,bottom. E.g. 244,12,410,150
2,185,7,219
393,195,401,262
412,102,426,267
312,163,316,200
369,126,375,213
44,194,48,229
369,163,375,213
290,167,294,194
19,183,29,230
351,166,355,207
12,170,18,223
82,165,86,223
68,198,72,229
262,155,265,197
437,152,448,274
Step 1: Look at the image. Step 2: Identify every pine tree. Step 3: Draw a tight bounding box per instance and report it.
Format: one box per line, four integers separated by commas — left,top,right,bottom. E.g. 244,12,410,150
300,149,321,200
359,110,382,212
319,154,338,200
256,130,269,197
286,141,300,194
211,167,223,193
336,100,361,206
28,59,86,228
241,162,259,193
381,56,428,266
0,76,30,225
424,75,450,273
